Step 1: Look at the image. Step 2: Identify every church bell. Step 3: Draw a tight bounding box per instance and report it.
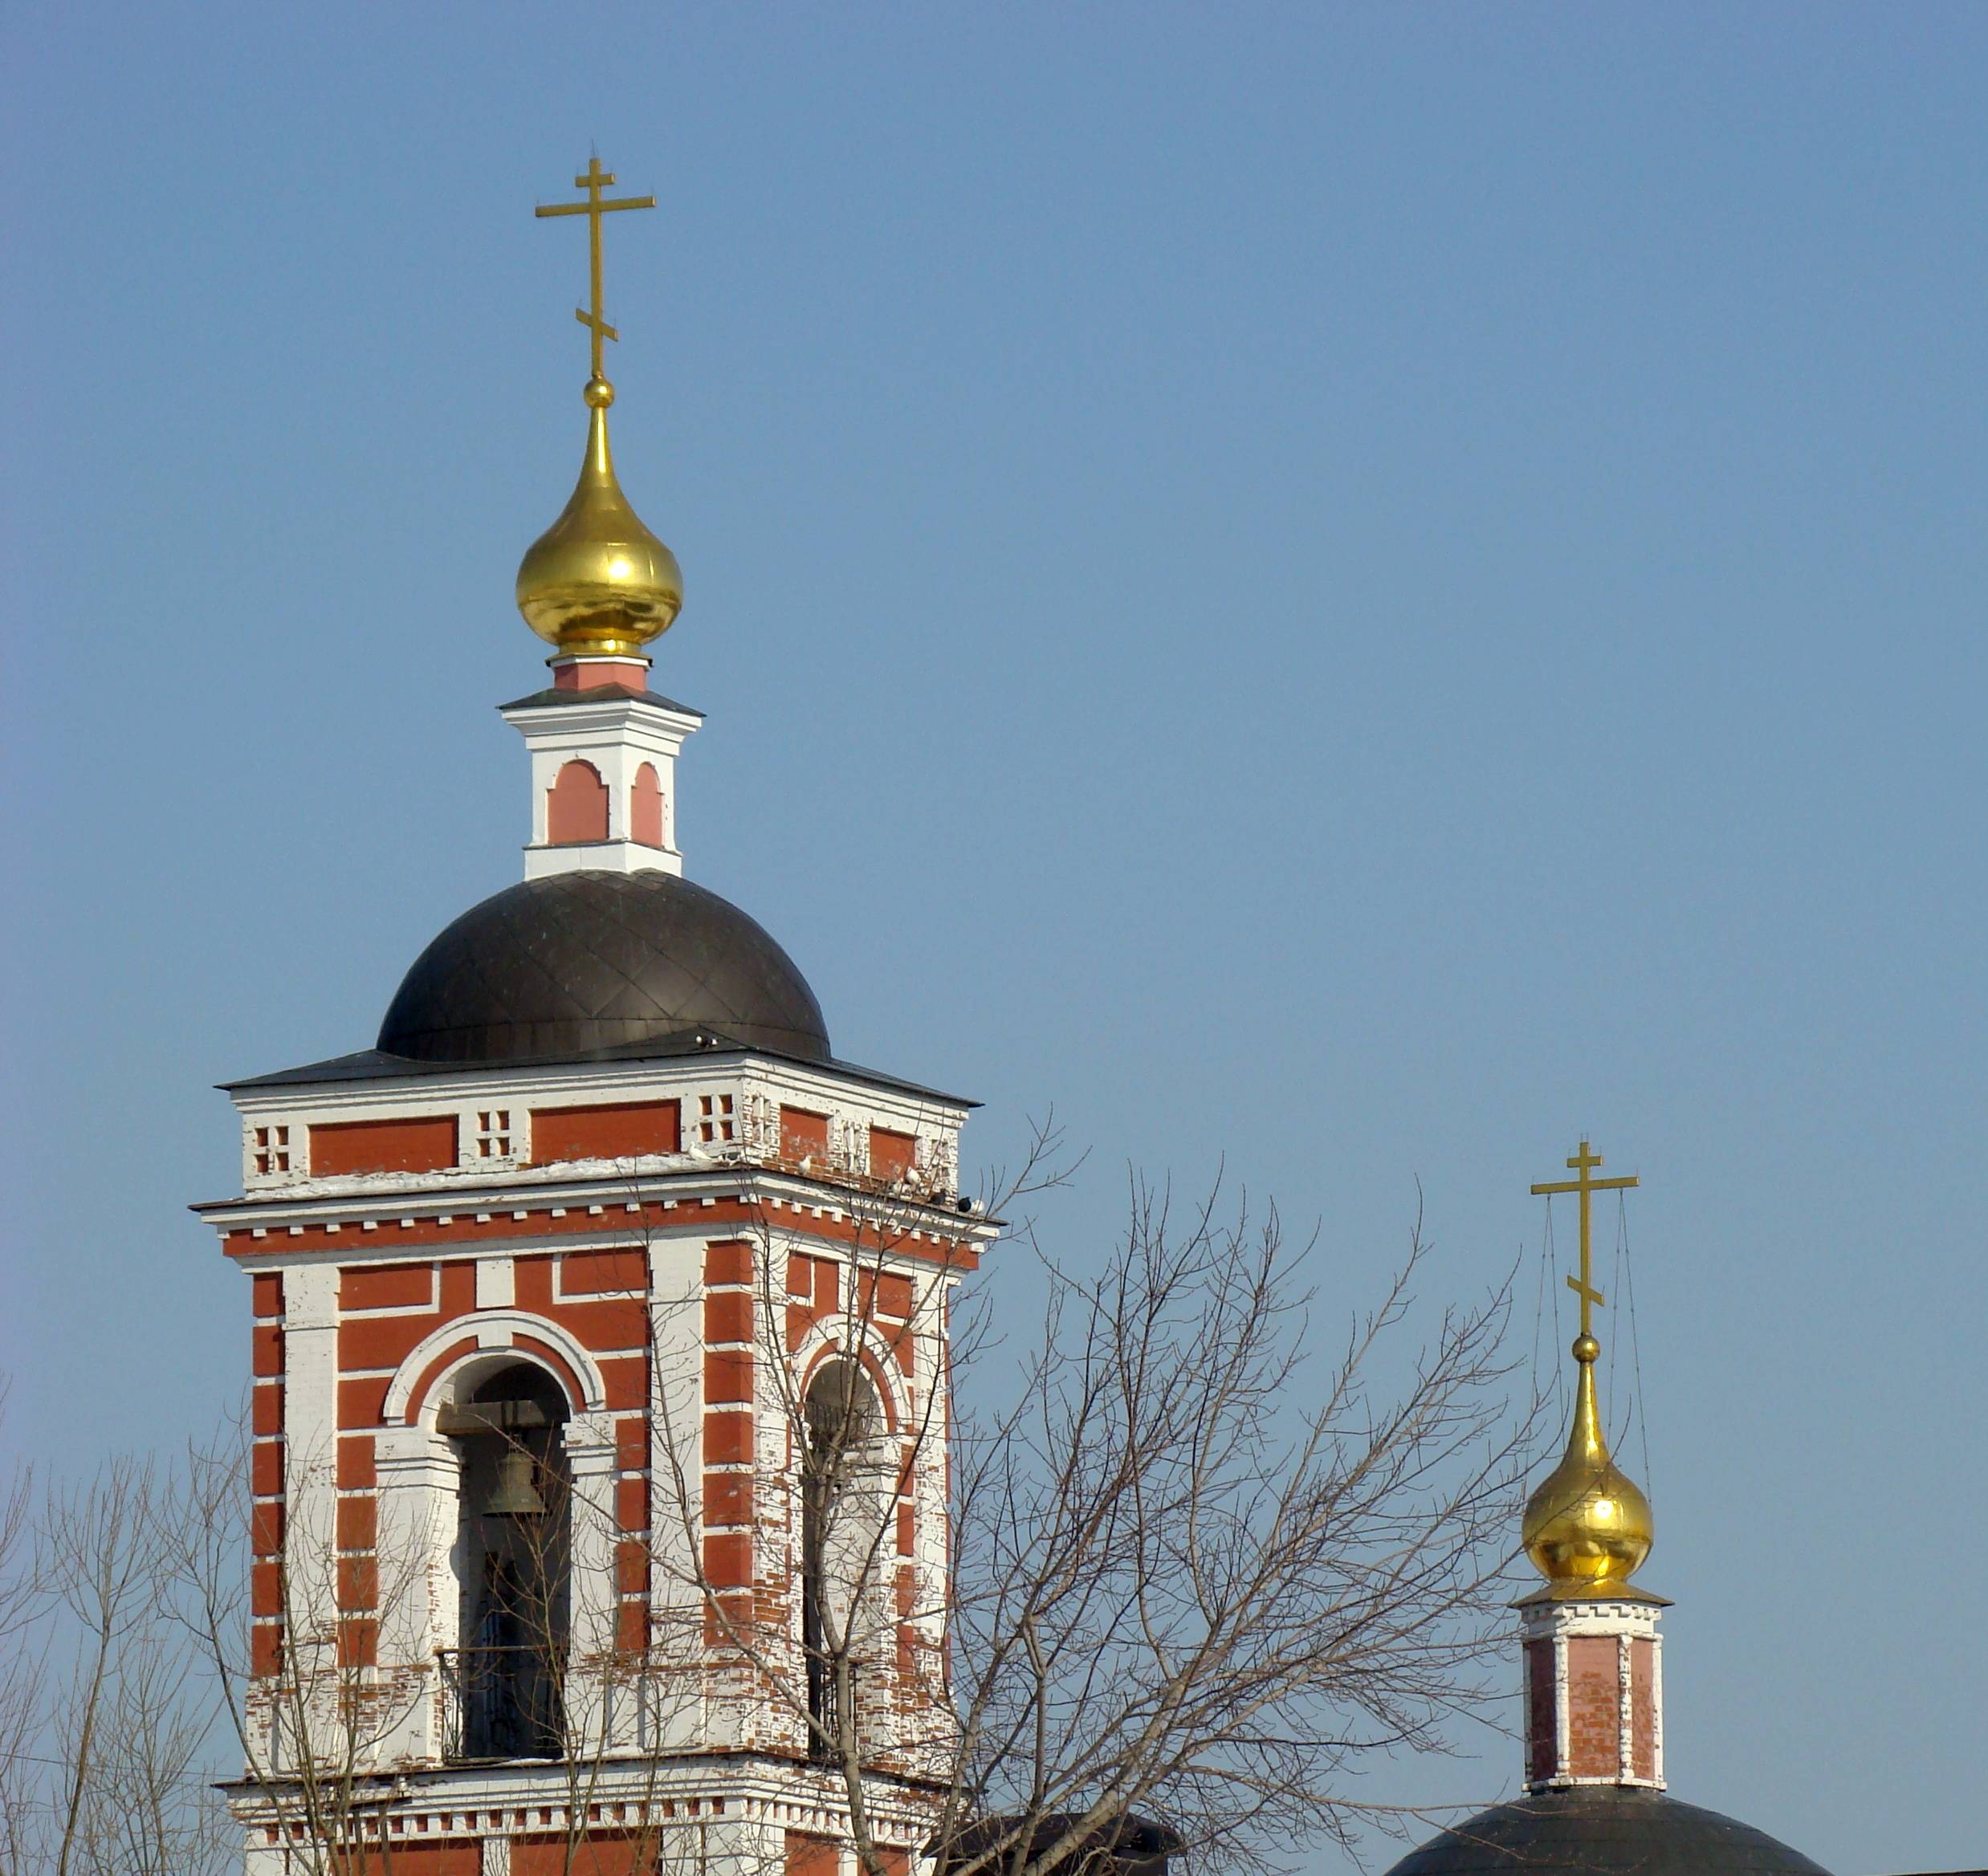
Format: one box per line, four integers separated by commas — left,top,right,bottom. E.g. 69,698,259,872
487,1446,547,1518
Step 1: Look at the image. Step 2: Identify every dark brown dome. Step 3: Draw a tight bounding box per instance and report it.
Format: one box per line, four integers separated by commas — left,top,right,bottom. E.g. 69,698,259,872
377,869,829,1066
1382,1788,1829,1876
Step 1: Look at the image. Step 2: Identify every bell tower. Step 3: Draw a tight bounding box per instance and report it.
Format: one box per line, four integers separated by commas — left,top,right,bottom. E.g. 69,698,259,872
1517,1140,1664,1792
207,161,992,1876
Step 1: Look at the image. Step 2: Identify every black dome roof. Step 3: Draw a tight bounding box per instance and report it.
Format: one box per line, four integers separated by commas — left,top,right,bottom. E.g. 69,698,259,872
377,869,830,1067
1383,1789,1829,1876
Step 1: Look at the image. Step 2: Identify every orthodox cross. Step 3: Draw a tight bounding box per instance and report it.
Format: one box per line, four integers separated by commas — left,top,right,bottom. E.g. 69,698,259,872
1530,1138,1639,1340
535,157,655,383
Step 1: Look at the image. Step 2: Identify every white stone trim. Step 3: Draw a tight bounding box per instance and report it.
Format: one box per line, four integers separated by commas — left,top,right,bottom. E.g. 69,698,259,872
381,1310,610,1422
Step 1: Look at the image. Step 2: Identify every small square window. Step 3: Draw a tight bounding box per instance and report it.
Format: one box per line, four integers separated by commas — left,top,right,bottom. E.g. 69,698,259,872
253,1125,291,1176
698,1093,735,1144
475,1110,512,1159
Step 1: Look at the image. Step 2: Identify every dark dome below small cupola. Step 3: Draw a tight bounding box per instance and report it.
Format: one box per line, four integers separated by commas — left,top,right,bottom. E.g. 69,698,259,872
1382,1788,1830,1876
377,869,830,1067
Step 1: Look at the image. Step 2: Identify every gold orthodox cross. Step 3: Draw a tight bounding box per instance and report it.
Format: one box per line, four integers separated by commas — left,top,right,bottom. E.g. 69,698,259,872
535,157,656,383
1530,1138,1639,1339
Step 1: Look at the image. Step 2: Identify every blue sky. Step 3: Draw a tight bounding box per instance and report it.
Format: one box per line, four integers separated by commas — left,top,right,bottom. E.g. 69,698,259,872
3,6,1984,1872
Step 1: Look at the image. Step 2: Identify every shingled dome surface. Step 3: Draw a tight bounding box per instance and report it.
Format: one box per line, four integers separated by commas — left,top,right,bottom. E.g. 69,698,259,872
377,869,830,1066
1382,1789,1830,1876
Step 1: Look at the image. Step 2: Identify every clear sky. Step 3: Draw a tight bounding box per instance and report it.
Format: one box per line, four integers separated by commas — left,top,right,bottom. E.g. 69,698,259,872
3,6,1984,1872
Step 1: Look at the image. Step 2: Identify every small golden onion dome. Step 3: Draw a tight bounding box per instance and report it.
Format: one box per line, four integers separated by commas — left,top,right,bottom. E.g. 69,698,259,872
1522,1333,1654,1588
515,377,682,659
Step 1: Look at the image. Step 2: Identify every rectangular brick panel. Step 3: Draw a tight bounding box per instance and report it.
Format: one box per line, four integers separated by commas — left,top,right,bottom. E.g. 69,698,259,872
336,1496,377,1549
1527,1638,1558,1783
551,1295,648,1354
601,1356,646,1410
339,1311,437,1373
615,1416,647,1470
705,1290,752,1344
252,1271,283,1317
703,1410,752,1464
615,1477,648,1531
348,1850,480,1876
252,1382,283,1436
251,1501,284,1557
704,1589,752,1646
338,1261,435,1311
337,1436,377,1490
251,1440,283,1497
336,1616,377,1666
251,1623,283,1677
338,1552,378,1612
251,1559,281,1618
704,1531,752,1589
532,1100,681,1165
337,1375,392,1428
787,1832,840,1876
310,1115,458,1176
516,1836,646,1876
616,1601,648,1656
561,1247,648,1296
780,1108,830,1161
1630,1636,1656,1780
252,1324,283,1377
898,1500,915,1554
704,1349,753,1403
441,1259,477,1316
705,1239,752,1286
869,1126,915,1182
1566,1634,1620,1779
616,1539,650,1595
703,1471,753,1525
515,1255,555,1312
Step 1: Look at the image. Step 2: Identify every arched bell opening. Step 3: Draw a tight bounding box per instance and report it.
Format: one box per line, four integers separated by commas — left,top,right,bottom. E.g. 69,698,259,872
800,1354,890,1759
438,1359,572,1759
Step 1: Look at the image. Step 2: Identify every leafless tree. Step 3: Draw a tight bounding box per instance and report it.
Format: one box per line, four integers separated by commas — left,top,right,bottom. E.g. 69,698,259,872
5,1130,1538,1876
0,1415,231,1876
646,1132,1538,1876
161,1421,433,1875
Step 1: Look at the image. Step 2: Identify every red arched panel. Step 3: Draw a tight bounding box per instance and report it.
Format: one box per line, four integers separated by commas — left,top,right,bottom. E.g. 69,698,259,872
547,760,609,844
631,763,665,848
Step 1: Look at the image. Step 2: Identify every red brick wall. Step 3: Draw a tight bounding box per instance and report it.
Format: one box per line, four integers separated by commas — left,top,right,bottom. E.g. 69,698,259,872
532,1101,681,1165
250,1274,286,1672
346,1845,479,1876
870,1125,915,1182
787,1833,841,1876
1564,1634,1620,1779
1629,1635,1656,1780
704,1239,756,1645
1526,1638,1557,1783
311,1115,458,1176
515,1837,650,1876
780,1107,829,1161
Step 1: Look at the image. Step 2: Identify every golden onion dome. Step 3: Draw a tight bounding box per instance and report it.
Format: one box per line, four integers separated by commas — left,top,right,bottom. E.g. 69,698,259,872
516,376,682,659
1522,1333,1653,1588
